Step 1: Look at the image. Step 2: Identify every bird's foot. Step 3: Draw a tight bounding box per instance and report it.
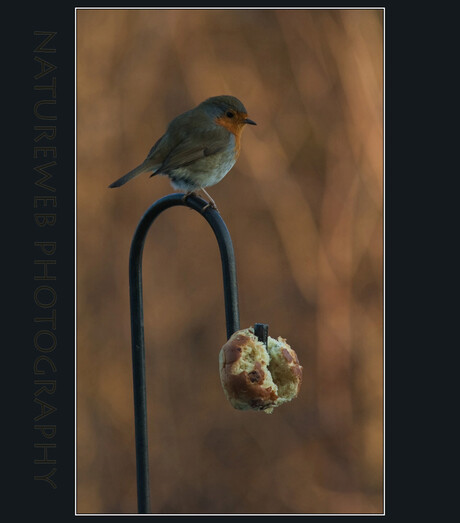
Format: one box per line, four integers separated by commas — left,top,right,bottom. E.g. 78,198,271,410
182,192,193,203
199,188,218,213
181,190,218,213
200,201,218,214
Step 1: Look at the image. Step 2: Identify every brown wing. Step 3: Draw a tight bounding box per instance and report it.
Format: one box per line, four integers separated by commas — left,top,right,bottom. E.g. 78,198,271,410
153,130,230,175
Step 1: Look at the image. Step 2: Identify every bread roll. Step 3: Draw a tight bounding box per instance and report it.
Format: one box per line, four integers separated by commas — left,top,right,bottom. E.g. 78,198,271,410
219,327,302,413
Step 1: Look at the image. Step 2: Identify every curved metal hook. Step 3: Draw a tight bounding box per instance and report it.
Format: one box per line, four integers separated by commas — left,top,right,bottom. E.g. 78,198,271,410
128,193,240,513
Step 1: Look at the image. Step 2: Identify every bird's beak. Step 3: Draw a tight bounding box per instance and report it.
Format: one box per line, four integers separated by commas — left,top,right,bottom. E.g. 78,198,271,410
243,118,257,125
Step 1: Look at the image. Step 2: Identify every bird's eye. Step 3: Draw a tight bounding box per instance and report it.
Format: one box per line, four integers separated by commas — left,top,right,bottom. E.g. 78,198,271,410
226,111,234,118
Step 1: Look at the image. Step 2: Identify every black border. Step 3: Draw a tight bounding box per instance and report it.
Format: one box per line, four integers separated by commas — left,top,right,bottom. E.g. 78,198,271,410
29,5,76,519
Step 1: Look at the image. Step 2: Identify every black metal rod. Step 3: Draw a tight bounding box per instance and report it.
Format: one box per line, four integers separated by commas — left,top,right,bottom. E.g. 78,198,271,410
128,193,240,513
254,323,269,350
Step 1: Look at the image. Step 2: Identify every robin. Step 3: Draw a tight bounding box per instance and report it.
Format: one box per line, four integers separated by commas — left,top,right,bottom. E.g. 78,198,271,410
109,95,256,210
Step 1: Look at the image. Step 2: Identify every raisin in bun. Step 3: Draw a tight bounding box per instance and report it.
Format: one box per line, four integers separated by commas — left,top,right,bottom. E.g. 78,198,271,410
219,327,302,413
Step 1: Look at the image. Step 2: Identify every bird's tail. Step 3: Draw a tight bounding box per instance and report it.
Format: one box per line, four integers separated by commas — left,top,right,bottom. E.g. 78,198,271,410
108,162,153,188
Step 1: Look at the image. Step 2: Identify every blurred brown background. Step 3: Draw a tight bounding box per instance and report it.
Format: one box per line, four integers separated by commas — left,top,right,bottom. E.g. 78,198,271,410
77,8,383,514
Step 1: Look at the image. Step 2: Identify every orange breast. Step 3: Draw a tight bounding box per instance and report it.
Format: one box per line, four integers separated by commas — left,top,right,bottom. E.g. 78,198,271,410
215,117,244,158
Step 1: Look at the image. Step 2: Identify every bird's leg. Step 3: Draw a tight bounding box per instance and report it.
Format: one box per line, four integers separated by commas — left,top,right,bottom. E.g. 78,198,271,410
199,188,218,213
181,191,194,204
181,189,218,213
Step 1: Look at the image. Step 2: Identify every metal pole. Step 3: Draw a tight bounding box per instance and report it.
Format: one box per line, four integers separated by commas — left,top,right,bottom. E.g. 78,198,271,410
254,323,269,350
128,193,240,513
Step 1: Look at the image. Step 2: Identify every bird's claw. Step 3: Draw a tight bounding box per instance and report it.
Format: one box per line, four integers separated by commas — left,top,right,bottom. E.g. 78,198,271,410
182,193,192,204
201,201,218,214
181,191,218,213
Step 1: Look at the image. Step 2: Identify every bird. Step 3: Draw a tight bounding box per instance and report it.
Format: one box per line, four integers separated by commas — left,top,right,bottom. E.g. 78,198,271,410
108,95,256,211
